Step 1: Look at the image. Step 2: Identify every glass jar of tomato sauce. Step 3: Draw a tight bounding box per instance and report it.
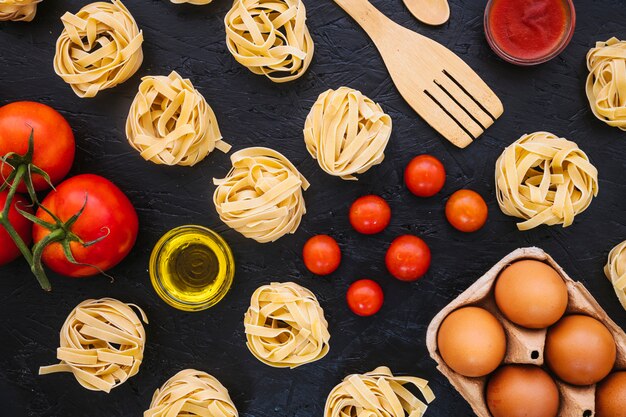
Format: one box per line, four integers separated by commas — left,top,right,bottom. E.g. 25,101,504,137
484,0,576,65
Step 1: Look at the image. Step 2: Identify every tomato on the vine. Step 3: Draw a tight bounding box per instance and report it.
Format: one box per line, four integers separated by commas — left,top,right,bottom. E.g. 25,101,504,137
385,235,431,281
302,234,341,275
32,174,138,277
0,101,75,192
346,279,384,316
445,189,488,233
349,195,391,235
0,190,32,266
404,154,446,197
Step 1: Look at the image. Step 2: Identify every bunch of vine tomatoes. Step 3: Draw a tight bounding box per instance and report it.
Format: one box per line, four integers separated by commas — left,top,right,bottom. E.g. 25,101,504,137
0,101,138,290
302,155,489,317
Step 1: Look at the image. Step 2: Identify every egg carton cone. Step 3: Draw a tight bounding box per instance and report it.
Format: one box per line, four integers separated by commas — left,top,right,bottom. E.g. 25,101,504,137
426,247,626,417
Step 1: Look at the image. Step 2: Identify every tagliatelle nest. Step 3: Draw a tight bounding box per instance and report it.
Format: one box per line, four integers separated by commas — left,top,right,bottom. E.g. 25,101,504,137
0,0,41,22
126,71,230,167
324,366,435,417
605,240,626,310
495,131,599,231
39,298,148,393
145,369,238,417
53,0,144,98
213,147,309,243
225,0,314,83
304,87,392,180
244,282,330,368
586,37,626,131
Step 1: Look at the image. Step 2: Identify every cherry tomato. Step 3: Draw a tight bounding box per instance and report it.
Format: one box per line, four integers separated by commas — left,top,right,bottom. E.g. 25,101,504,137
346,279,384,316
385,235,431,281
349,195,391,235
445,189,488,233
404,154,446,197
0,102,75,192
33,174,138,277
0,190,32,266
302,234,341,275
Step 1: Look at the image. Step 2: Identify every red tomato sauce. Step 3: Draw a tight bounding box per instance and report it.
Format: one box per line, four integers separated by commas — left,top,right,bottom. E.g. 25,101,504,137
488,0,568,61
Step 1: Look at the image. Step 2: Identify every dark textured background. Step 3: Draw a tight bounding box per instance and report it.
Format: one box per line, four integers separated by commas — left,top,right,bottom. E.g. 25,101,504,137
1,0,625,416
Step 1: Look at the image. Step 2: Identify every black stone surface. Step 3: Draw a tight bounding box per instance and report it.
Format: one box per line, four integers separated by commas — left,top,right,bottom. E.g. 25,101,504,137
1,0,625,416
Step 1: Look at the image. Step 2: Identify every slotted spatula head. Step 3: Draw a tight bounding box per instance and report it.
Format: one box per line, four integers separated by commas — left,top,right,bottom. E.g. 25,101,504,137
334,0,503,148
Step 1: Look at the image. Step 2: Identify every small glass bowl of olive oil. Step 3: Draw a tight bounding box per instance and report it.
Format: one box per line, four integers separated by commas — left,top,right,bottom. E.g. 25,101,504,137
149,225,235,312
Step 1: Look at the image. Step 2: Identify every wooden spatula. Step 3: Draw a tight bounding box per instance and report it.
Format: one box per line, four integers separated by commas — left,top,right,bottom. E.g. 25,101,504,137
334,0,503,148
403,0,450,26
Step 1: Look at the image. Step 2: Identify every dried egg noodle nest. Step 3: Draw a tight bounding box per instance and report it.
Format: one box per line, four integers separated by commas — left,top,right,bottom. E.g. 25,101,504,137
495,131,599,231
243,282,330,368
126,71,230,167
225,0,314,83
53,0,143,98
145,369,238,417
0,0,41,22
324,366,435,417
605,240,626,310
586,37,626,131
304,87,392,180
39,298,148,393
213,147,309,243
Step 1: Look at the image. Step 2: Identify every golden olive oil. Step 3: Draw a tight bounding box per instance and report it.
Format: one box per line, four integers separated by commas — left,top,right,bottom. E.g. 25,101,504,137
150,226,234,311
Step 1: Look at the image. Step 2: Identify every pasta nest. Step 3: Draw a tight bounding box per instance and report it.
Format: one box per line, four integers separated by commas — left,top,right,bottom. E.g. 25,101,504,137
145,369,238,417
604,240,626,310
126,71,231,167
304,87,392,180
586,37,626,131
0,0,41,22
53,0,144,98
324,366,435,417
213,147,309,243
225,0,314,83
243,282,330,368
495,131,599,231
39,298,148,393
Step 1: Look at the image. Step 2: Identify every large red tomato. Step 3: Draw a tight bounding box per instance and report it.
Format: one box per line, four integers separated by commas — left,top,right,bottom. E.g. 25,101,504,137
33,174,138,277
0,101,75,192
0,190,32,266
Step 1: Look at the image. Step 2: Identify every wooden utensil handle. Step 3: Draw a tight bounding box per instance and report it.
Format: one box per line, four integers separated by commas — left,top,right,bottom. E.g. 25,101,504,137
333,0,393,35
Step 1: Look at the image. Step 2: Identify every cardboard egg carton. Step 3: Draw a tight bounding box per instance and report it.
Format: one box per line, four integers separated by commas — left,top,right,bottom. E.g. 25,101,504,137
426,247,626,417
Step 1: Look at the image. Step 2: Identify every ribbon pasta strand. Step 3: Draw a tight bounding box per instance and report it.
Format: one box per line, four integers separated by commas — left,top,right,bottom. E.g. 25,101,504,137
213,147,309,243
586,37,626,131
605,240,626,310
170,0,213,4
324,366,435,417
53,0,144,98
145,369,238,417
495,132,599,231
0,0,41,22
244,282,330,368
126,71,230,167
39,298,148,393
225,0,314,83
304,87,392,180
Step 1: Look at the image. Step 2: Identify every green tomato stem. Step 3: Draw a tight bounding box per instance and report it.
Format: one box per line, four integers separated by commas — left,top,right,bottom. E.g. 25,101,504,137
0,164,51,291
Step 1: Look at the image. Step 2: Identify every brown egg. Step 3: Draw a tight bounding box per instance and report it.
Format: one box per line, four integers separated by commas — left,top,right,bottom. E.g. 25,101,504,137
495,260,568,329
596,371,626,417
486,365,560,417
545,314,616,385
437,306,507,377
